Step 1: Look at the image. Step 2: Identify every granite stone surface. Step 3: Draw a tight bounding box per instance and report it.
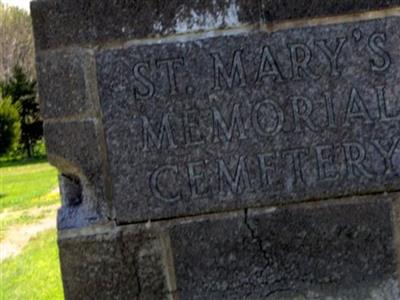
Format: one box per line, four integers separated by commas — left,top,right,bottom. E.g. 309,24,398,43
44,121,109,228
260,0,400,22
95,17,400,223
36,49,95,119
31,0,260,50
30,0,400,50
58,194,400,299
31,0,400,299
58,229,172,300
169,196,399,299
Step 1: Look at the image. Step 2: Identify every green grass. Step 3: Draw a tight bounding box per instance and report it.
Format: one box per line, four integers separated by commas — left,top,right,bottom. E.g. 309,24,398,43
0,229,64,300
0,159,59,211
0,159,63,298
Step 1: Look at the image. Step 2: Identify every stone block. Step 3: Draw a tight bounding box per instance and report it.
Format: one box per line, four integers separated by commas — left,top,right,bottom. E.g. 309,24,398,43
31,0,260,50
58,228,172,300
30,1,400,299
31,0,400,50
260,0,400,22
36,49,95,119
44,121,109,228
169,195,399,299
95,16,400,223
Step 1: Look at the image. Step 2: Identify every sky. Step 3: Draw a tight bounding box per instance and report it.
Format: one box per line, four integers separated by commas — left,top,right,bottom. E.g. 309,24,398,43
3,0,30,11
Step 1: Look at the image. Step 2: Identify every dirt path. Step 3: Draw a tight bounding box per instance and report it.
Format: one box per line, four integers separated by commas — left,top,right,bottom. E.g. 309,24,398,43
0,204,59,262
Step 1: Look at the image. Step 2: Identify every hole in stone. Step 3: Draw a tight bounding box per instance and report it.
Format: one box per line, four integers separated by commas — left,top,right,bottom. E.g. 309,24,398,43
60,173,83,207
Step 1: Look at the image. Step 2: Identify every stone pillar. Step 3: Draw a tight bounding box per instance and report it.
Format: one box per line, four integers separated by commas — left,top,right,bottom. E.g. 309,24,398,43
31,1,400,299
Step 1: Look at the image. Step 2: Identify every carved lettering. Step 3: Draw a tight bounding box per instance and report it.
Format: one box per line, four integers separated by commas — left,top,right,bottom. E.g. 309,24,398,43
344,88,374,126
156,57,184,95
141,114,177,151
257,153,276,187
368,32,391,72
212,103,247,143
291,96,319,133
256,46,285,83
343,143,373,179
133,62,155,99
282,148,309,184
251,100,284,136
376,86,400,121
218,156,252,194
211,50,247,90
324,93,337,128
183,109,205,147
150,165,181,202
315,38,347,77
315,144,339,181
97,19,400,214
371,137,400,174
288,43,319,80
187,161,208,199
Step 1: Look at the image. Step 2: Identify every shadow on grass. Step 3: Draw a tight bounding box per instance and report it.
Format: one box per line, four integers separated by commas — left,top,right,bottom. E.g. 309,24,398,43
0,157,49,169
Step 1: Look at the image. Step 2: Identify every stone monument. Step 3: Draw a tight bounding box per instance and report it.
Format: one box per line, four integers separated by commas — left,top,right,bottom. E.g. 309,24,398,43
31,1,400,299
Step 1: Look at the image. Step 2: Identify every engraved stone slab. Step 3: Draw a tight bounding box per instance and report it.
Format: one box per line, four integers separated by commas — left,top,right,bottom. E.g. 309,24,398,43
96,17,400,223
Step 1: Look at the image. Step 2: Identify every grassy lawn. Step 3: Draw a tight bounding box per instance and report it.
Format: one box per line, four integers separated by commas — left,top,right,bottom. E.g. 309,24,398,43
0,159,59,211
0,158,63,299
0,229,64,299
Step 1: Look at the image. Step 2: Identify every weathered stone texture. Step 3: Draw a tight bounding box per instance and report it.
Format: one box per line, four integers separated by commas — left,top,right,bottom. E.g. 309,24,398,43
31,0,260,50
394,197,400,283
44,121,109,228
169,196,399,299
31,0,400,50
36,49,95,119
31,1,400,299
260,0,400,22
96,17,400,223
58,194,400,299
58,229,172,300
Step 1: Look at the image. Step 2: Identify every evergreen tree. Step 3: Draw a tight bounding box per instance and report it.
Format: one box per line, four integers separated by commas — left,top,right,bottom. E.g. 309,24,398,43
0,95,20,155
1,65,43,157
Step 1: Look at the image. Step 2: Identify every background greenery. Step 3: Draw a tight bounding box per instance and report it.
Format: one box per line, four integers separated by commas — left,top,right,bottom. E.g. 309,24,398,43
0,96,20,155
0,2,62,299
0,1,42,160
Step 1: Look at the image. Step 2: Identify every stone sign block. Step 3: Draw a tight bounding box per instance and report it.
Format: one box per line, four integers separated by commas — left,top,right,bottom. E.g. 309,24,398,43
96,17,400,223
31,0,400,299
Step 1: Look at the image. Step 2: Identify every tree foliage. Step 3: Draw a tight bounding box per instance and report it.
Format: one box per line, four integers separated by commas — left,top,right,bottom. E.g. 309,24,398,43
1,66,42,157
0,95,20,155
0,1,35,81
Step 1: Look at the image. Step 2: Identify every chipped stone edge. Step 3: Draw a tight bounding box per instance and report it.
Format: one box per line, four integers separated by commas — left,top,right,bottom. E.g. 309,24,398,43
58,191,398,238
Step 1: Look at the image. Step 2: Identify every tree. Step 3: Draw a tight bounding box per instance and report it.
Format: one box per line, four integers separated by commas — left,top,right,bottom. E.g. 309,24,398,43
1,66,42,157
0,1,35,81
0,95,20,155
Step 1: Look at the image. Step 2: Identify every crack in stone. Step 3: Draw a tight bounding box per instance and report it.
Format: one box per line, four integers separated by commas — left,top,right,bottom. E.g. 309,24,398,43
243,208,295,298
244,208,269,263
120,234,142,299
